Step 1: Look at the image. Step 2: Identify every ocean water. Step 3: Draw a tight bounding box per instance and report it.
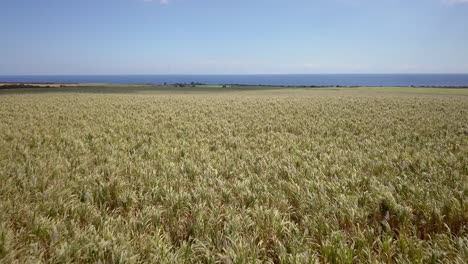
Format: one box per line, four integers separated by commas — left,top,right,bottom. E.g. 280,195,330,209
1,74,468,87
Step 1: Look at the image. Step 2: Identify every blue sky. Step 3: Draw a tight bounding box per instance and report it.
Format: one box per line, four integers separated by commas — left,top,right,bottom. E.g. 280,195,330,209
1,0,467,74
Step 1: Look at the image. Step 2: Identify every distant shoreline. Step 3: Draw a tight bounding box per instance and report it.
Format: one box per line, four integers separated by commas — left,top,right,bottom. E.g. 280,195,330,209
1,82,468,90
1,74,468,87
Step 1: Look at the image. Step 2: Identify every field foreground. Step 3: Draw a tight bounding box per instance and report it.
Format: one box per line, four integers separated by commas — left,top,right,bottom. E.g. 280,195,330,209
0,86,467,263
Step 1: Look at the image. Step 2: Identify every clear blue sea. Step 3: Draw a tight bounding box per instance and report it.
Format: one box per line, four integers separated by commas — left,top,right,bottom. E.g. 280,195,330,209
1,74,468,87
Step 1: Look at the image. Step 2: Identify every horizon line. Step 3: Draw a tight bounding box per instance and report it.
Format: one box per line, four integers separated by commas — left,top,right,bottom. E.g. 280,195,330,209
1,73,468,76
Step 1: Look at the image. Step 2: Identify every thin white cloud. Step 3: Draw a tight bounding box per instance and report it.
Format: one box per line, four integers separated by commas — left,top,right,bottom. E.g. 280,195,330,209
143,0,169,4
143,0,468,5
444,0,468,4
